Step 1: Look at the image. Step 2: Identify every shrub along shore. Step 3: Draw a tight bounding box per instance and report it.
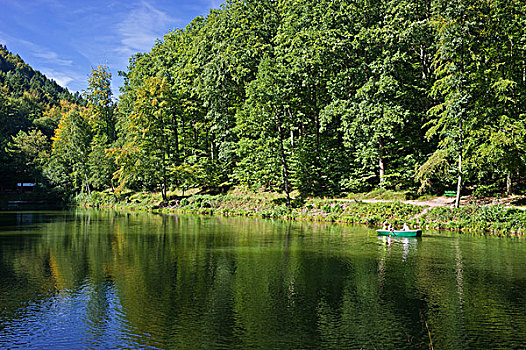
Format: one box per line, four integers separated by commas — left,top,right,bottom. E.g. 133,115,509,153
75,188,526,236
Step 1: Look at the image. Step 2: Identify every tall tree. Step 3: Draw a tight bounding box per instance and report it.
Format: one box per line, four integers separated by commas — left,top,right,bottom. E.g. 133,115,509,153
114,77,175,200
426,0,483,206
240,56,294,203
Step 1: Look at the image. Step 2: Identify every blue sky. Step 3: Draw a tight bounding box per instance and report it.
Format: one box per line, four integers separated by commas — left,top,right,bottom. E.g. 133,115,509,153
0,0,222,97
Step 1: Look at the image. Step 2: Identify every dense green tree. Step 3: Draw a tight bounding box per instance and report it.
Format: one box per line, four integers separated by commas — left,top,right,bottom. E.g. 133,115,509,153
238,56,293,203
6,129,50,182
83,65,117,191
0,44,81,191
424,0,485,206
467,0,526,195
272,0,348,196
92,1,526,199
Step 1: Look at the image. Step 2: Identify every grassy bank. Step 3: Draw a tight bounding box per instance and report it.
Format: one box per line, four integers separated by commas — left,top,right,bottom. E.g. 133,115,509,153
75,189,526,235
417,205,526,234
76,189,421,225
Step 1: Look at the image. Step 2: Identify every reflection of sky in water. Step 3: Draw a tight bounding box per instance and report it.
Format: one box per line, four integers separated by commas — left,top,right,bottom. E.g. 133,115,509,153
1,281,157,349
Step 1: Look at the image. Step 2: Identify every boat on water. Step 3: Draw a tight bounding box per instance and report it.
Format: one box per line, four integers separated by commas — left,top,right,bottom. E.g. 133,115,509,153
376,229,422,237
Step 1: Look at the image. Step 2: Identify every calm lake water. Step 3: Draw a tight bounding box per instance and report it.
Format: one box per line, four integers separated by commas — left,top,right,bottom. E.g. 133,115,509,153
0,210,525,349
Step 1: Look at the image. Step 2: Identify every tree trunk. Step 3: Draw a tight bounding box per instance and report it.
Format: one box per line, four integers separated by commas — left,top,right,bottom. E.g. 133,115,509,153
506,172,512,196
455,153,462,208
84,169,91,196
455,9,464,210
162,164,167,201
277,115,291,206
287,109,295,155
211,139,215,162
420,44,427,80
173,114,179,165
315,114,320,154
379,136,385,186
162,134,167,202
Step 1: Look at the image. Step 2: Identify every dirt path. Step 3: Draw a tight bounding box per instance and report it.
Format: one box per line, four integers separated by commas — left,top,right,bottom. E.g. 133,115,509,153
335,196,456,207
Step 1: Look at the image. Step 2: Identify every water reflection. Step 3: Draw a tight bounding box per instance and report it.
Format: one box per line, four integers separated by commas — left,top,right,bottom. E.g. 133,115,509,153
377,236,421,262
0,209,525,349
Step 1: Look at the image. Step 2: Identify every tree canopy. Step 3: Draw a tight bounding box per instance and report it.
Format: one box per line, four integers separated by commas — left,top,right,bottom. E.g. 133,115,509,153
2,0,526,200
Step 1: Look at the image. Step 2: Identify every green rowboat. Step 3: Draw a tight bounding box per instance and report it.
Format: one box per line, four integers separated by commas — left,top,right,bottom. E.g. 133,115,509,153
376,229,422,237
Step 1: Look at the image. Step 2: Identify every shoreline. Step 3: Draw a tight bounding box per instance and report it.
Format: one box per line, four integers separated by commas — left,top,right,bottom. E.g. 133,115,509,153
75,190,526,236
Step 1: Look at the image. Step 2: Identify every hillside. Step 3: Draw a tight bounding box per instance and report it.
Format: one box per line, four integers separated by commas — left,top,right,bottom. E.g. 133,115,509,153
0,44,80,103
0,44,82,190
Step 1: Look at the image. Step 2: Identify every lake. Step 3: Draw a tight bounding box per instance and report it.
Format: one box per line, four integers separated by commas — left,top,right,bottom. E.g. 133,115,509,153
0,209,525,349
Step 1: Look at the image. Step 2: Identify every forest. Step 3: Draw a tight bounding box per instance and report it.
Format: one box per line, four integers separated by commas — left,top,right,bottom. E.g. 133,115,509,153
1,0,526,205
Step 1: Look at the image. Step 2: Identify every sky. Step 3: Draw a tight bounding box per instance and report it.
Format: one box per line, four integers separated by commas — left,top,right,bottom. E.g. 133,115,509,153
0,0,223,97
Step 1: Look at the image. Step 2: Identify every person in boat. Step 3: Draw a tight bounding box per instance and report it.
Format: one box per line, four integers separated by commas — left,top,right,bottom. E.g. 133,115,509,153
402,223,410,231
382,221,389,230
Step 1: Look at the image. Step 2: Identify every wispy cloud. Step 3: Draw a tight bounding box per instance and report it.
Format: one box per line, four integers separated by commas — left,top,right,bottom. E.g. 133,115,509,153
208,0,224,9
0,31,82,90
70,1,182,95
0,32,73,66
33,51,73,66
1,0,222,95
41,68,82,89
116,1,179,53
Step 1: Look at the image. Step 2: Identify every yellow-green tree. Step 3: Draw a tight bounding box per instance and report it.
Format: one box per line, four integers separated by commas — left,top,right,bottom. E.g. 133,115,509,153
50,107,91,193
84,65,114,138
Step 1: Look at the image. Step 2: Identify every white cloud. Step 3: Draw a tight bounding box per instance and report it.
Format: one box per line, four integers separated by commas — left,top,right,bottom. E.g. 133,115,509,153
116,1,179,53
42,69,74,87
41,67,85,91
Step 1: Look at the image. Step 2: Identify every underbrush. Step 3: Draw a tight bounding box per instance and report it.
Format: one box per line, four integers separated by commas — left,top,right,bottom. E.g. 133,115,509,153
418,205,526,234
298,199,422,225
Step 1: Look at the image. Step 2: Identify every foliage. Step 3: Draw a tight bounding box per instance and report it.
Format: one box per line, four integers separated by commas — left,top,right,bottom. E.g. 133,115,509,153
4,1,526,207
84,65,115,138
74,0,526,200
50,107,91,192
6,129,50,182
